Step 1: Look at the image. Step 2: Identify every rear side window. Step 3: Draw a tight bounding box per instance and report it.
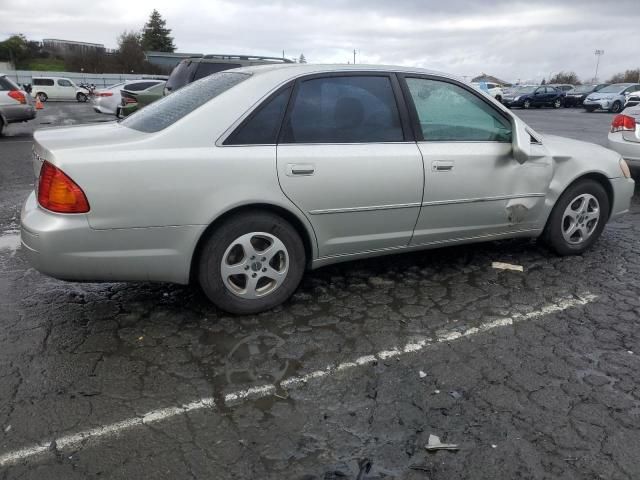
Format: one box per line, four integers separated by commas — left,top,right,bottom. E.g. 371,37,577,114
405,77,512,142
0,76,18,90
33,78,54,86
225,86,292,145
194,63,241,81
281,76,403,143
121,72,250,133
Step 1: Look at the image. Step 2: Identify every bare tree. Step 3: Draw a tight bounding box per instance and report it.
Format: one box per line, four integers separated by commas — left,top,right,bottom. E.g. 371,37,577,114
608,69,640,83
549,71,580,85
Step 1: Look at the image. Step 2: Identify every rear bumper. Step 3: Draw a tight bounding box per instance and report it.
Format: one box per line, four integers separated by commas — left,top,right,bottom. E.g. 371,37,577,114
20,192,204,284
608,133,640,166
5,105,36,123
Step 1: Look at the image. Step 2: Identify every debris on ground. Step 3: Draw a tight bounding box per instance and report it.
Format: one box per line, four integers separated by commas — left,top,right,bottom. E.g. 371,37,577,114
449,390,463,400
491,261,524,272
425,434,459,451
419,370,427,378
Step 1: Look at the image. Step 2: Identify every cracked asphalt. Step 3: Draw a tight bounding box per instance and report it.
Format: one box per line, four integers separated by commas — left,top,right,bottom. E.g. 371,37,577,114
1,102,640,479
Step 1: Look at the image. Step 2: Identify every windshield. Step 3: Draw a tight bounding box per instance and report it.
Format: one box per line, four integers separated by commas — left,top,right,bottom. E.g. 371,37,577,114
598,84,629,93
121,71,250,133
165,59,199,93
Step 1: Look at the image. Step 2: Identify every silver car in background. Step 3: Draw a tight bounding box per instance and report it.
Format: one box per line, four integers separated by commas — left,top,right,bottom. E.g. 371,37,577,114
608,105,640,167
0,74,36,135
21,64,634,314
584,83,640,113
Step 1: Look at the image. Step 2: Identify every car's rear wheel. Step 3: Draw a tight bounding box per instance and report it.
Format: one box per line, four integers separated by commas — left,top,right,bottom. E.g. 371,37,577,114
36,92,47,102
523,99,531,109
610,101,622,113
76,92,88,102
198,211,306,314
0,118,5,136
543,179,609,255
553,98,562,108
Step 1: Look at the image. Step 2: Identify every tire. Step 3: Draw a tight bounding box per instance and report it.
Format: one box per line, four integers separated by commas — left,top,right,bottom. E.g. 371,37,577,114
585,106,596,112
76,92,88,102
198,211,306,314
543,179,609,255
523,99,531,109
0,118,5,136
610,101,622,113
553,98,562,109
36,92,47,102
495,95,502,103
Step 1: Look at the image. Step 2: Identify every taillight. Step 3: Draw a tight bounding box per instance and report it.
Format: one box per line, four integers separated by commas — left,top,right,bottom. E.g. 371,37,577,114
123,96,136,104
96,92,113,97
611,114,636,133
8,90,26,104
37,161,90,213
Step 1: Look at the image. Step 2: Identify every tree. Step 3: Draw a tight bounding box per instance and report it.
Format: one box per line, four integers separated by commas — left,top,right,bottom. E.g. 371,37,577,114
117,31,146,73
608,69,640,83
0,34,30,67
141,10,176,52
541,78,546,85
549,71,580,85
298,53,307,64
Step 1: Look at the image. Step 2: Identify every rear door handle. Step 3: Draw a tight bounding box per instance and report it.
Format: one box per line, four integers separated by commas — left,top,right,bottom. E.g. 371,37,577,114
287,163,315,176
432,161,454,172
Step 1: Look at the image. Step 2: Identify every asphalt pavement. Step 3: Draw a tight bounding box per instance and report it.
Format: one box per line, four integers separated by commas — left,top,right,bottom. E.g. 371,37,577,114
1,102,640,479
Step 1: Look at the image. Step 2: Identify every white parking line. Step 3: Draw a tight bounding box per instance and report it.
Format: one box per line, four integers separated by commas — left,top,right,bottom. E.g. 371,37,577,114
0,293,597,467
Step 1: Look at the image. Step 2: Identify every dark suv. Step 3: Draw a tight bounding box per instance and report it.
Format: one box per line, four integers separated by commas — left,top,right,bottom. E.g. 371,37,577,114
164,54,294,95
502,85,566,109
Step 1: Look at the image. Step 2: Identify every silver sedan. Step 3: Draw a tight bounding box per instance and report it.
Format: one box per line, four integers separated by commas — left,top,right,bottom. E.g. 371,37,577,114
21,64,635,314
608,104,640,167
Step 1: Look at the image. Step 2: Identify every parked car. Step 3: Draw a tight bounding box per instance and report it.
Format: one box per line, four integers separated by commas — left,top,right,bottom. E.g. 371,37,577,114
0,74,36,135
563,84,609,107
625,92,640,109
608,107,640,168
164,54,294,95
583,83,640,113
116,82,166,118
548,83,575,93
471,81,504,102
31,77,89,102
502,85,565,109
21,64,634,314
93,80,165,115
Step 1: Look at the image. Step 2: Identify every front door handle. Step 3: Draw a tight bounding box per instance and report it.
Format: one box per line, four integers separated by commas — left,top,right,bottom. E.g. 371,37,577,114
287,163,315,176
432,161,454,172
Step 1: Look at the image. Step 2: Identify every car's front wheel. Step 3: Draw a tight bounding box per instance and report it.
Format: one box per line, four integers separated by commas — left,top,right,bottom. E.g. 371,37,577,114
198,211,306,314
543,179,609,255
610,101,622,113
76,92,88,102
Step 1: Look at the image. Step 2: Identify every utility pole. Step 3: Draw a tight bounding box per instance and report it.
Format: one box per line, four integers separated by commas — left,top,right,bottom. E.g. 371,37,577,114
594,49,604,82
353,49,356,65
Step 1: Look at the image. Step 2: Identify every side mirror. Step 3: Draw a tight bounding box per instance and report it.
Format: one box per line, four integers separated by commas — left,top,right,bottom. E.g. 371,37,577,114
512,117,533,164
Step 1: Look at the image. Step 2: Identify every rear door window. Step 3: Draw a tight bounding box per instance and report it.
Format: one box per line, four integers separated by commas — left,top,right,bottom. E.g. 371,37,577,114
281,75,404,143
121,71,250,133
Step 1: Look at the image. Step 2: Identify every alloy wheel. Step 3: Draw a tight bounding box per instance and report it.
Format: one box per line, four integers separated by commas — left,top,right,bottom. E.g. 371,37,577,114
561,194,600,245
220,232,289,299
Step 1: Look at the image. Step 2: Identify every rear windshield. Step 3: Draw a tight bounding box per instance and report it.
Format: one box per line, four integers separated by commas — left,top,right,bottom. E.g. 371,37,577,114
121,72,250,133
0,76,19,90
193,63,241,80
165,60,199,93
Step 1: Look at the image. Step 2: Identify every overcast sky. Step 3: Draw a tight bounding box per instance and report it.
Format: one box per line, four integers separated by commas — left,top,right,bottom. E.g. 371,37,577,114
1,0,638,83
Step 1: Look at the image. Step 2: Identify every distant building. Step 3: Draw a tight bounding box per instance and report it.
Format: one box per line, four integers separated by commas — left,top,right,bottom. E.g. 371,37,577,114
42,39,105,56
471,73,511,86
145,51,201,70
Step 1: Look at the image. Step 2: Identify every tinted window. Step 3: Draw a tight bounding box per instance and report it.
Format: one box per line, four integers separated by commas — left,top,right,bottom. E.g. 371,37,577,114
281,76,403,143
58,79,72,87
226,87,292,145
0,76,18,91
121,72,249,133
125,81,160,91
194,63,241,80
165,60,199,92
405,77,512,142
33,78,54,86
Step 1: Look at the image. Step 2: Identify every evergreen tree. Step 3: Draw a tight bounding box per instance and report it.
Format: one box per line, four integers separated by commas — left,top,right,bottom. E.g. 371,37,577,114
298,53,307,64
141,10,176,52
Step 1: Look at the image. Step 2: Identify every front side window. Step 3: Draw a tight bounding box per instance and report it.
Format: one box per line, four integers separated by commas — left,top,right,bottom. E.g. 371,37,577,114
405,77,512,142
225,86,292,145
281,75,403,144
121,72,250,133
58,79,72,87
